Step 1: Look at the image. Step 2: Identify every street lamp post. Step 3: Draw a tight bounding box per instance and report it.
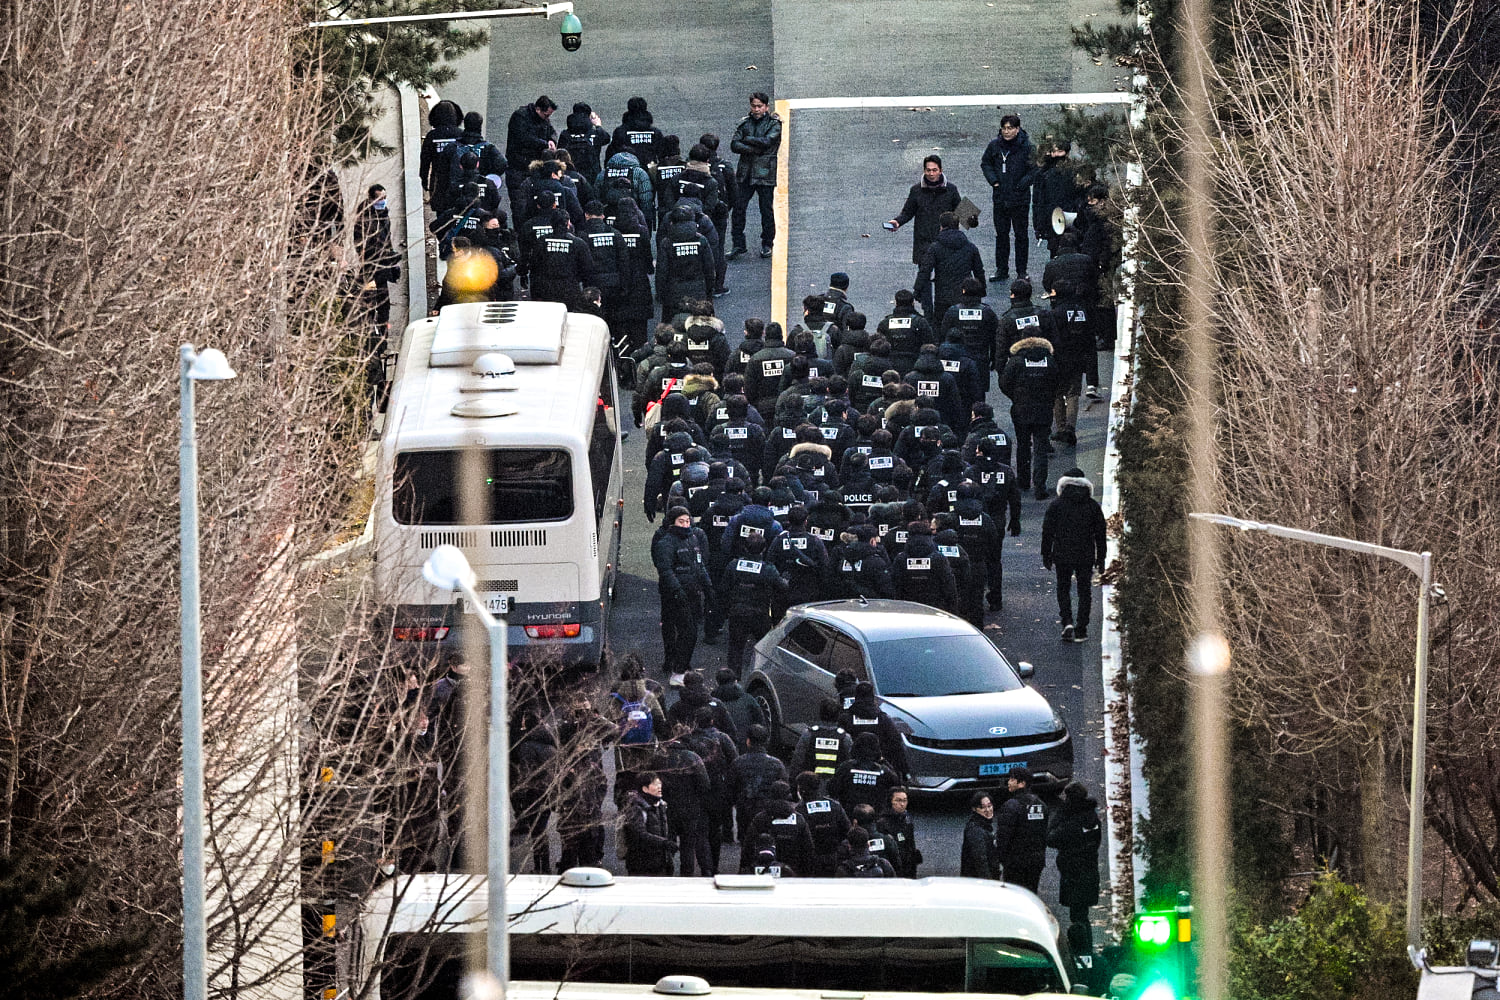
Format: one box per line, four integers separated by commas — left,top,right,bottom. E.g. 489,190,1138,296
1187,512,1435,958
179,344,237,1000
421,544,510,996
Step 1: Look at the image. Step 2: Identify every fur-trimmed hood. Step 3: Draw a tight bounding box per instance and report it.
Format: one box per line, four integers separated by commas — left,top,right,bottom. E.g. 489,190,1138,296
1010,335,1054,355
790,441,833,461
883,399,919,424
682,373,719,394
1056,473,1095,497
686,315,724,335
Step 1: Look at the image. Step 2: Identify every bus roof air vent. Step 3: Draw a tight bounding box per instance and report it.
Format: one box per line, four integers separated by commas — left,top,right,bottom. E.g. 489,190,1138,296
450,396,520,419
558,866,615,887
712,874,776,890
429,301,567,367
653,975,711,996
459,353,519,393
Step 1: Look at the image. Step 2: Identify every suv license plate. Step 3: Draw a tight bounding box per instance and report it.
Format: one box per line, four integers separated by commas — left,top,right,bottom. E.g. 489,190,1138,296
979,761,1026,776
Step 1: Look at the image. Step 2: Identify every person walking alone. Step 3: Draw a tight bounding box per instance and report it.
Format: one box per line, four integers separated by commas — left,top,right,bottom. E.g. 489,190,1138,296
729,92,781,259
1040,467,1107,642
1047,780,1103,957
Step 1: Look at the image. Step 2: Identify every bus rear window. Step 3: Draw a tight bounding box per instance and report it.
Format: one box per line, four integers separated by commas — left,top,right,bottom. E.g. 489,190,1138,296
393,449,573,525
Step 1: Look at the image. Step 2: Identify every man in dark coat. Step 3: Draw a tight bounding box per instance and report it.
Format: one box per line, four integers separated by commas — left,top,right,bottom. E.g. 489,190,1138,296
888,154,962,266
620,771,675,875
994,767,1048,892
652,731,712,875
876,289,933,376
505,95,558,223
998,335,1061,498
914,212,986,321
1031,140,1084,257
960,791,999,879
1048,780,1103,955
1040,467,1108,642
528,213,595,311
979,114,1037,282
730,724,789,842
729,92,781,257
994,278,1047,365
420,99,464,210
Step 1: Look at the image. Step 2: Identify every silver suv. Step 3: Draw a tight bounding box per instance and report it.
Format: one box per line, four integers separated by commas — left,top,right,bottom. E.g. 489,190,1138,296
745,599,1073,793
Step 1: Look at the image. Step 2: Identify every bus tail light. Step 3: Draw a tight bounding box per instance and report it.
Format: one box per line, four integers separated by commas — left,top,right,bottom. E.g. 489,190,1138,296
393,626,450,641
525,623,581,639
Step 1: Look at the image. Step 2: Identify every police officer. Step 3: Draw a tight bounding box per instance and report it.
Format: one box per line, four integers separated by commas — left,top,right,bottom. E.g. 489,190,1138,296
835,827,895,878
994,766,1049,892
1046,279,1096,449
720,534,788,678
830,524,894,599
578,201,626,330
795,770,852,877
839,682,911,779
892,520,957,613
743,325,797,423
651,507,712,682
656,204,715,321
953,482,1006,612
994,278,1047,375
876,289,932,376
730,725,789,842
941,276,1001,373
739,780,815,876
790,700,853,783
528,212,595,311
829,732,901,815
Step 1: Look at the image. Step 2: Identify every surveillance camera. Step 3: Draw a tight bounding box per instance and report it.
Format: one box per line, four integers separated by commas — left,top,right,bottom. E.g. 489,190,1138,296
559,12,582,51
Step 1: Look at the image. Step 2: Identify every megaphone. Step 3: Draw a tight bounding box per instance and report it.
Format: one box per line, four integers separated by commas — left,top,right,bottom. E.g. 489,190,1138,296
1052,208,1079,236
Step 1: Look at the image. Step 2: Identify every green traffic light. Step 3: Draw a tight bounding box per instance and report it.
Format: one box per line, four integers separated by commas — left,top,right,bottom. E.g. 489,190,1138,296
1136,980,1178,1000
1136,914,1173,948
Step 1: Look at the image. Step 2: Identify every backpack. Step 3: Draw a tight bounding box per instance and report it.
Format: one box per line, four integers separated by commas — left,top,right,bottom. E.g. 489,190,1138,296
445,140,494,204
560,129,598,171
600,165,635,207
841,854,887,878
612,692,655,744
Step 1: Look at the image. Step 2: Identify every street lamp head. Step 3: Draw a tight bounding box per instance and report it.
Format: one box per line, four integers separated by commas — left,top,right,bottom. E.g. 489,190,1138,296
186,347,237,381
423,544,476,592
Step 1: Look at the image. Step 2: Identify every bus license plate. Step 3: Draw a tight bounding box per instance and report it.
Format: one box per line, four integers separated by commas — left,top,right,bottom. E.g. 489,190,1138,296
463,595,511,614
979,761,1025,776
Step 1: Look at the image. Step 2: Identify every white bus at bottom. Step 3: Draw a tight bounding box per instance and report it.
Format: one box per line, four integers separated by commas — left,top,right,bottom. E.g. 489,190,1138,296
351,870,1075,999
373,301,624,670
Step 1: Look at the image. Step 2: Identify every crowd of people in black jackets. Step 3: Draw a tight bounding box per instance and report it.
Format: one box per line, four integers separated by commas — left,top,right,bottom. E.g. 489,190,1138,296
399,94,1112,954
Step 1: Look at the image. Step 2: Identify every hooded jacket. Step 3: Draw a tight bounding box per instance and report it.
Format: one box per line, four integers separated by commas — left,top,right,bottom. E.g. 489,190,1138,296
597,151,655,220
420,101,464,198
904,347,965,431
1047,792,1103,908
620,788,674,873
877,306,933,376
651,521,712,597
656,217,715,310
831,326,869,378
828,734,901,813
609,105,664,166
941,294,1001,373
683,316,730,377
995,299,1049,367
560,107,611,178
998,336,1061,424
893,529,958,612
914,227,986,320
980,127,1037,208
1041,472,1108,569
740,797,816,875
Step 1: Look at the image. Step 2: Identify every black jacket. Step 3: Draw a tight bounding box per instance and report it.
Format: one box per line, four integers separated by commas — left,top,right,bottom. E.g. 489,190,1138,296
528,229,595,309
577,218,627,292
894,176,962,264
651,523,713,597
876,308,934,376
914,228,986,320
621,790,675,874
505,103,557,175
740,799,816,875
837,701,909,778
998,336,1061,425
830,541,894,601
420,101,464,198
609,109,664,167
995,300,1048,369
876,809,922,878
1041,473,1108,569
656,219,715,310
1043,250,1099,302
892,531,958,613
797,797,853,876
828,755,901,814
730,748,789,812
904,349,965,432
994,789,1048,874
560,109,611,178
961,811,999,879
1032,157,1084,238
980,128,1037,209
941,295,1001,374
1047,795,1103,908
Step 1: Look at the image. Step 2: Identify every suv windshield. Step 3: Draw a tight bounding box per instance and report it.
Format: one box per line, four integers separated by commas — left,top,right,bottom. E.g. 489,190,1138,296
868,634,1023,698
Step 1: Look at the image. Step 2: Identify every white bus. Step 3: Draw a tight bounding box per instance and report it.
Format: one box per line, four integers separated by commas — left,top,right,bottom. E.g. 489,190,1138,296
350,871,1075,998
373,301,624,671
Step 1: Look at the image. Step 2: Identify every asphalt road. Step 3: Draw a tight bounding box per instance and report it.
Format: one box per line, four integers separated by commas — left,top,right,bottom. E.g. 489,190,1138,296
481,0,1128,920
